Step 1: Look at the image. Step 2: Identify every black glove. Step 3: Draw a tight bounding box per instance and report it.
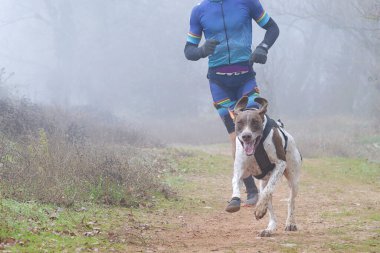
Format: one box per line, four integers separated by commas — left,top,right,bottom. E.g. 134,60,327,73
250,45,268,65
200,39,220,58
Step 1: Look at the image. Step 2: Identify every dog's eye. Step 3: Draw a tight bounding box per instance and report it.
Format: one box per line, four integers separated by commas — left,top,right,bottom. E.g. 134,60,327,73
236,123,244,131
250,121,260,130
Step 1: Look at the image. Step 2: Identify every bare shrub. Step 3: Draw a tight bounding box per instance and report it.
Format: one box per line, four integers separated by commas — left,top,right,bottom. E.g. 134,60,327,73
0,99,53,140
0,98,169,206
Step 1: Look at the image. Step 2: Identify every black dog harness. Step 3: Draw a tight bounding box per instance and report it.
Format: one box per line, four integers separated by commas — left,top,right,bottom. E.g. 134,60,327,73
252,115,288,180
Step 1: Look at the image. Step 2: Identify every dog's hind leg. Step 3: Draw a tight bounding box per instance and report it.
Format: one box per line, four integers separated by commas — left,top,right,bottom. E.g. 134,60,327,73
284,137,301,231
284,161,300,231
285,173,298,231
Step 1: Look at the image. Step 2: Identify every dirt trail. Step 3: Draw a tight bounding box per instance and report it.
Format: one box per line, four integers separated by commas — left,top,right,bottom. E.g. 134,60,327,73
129,148,380,253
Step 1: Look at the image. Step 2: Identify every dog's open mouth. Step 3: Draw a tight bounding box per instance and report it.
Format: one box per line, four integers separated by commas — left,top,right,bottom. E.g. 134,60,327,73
243,135,262,156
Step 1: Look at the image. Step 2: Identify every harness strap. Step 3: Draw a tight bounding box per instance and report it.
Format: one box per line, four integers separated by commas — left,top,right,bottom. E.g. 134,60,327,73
278,127,288,152
252,116,289,180
253,116,278,180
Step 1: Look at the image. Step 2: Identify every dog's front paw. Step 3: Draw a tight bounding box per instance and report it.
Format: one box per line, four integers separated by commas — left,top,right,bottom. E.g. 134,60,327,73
254,201,268,220
258,229,272,237
285,224,298,232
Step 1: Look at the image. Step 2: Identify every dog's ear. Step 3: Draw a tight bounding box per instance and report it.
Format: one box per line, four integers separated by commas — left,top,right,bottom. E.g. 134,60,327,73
233,96,248,115
255,97,268,108
255,97,268,119
232,96,248,119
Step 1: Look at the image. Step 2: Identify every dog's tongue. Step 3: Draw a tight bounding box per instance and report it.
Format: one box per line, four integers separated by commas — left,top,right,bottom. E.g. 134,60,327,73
244,142,255,156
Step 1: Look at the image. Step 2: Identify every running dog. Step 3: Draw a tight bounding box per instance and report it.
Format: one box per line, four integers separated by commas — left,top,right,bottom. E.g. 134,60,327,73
231,96,302,237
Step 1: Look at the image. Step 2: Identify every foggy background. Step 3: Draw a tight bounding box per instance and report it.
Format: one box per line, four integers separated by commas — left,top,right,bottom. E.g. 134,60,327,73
1,0,379,144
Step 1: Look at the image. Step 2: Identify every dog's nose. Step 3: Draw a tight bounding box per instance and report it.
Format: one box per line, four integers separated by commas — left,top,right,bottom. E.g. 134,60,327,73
242,133,252,142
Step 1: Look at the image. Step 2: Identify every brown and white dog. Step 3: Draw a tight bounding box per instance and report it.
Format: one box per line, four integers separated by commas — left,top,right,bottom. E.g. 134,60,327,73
232,96,302,237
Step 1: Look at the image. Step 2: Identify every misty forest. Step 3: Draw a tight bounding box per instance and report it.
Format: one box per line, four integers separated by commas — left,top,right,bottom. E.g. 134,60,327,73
0,0,379,252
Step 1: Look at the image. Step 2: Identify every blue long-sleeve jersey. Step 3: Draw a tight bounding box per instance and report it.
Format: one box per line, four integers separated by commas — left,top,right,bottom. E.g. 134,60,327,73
187,0,270,68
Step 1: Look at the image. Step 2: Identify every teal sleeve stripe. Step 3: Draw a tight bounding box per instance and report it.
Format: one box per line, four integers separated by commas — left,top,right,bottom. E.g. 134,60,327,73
187,36,201,45
257,13,270,27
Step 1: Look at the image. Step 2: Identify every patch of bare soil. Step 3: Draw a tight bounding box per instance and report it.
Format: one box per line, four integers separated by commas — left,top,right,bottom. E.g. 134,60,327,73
125,154,380,253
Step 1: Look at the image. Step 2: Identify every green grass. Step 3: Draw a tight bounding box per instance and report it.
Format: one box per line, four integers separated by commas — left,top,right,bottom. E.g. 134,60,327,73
304,157,380,184
327,238,380,253
322,224,380,253
367,212,380,221
172,148,232,175
0,198,153,252
321,209,355,219
278,247,299,253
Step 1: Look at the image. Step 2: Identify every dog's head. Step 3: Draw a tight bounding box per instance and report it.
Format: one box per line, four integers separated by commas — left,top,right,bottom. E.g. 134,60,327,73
233,97,268,156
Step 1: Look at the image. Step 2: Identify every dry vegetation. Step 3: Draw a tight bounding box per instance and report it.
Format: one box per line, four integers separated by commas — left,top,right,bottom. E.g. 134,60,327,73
0,96,171,207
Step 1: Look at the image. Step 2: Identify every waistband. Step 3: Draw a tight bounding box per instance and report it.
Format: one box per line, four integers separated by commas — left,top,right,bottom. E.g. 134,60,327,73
208,61,254,77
